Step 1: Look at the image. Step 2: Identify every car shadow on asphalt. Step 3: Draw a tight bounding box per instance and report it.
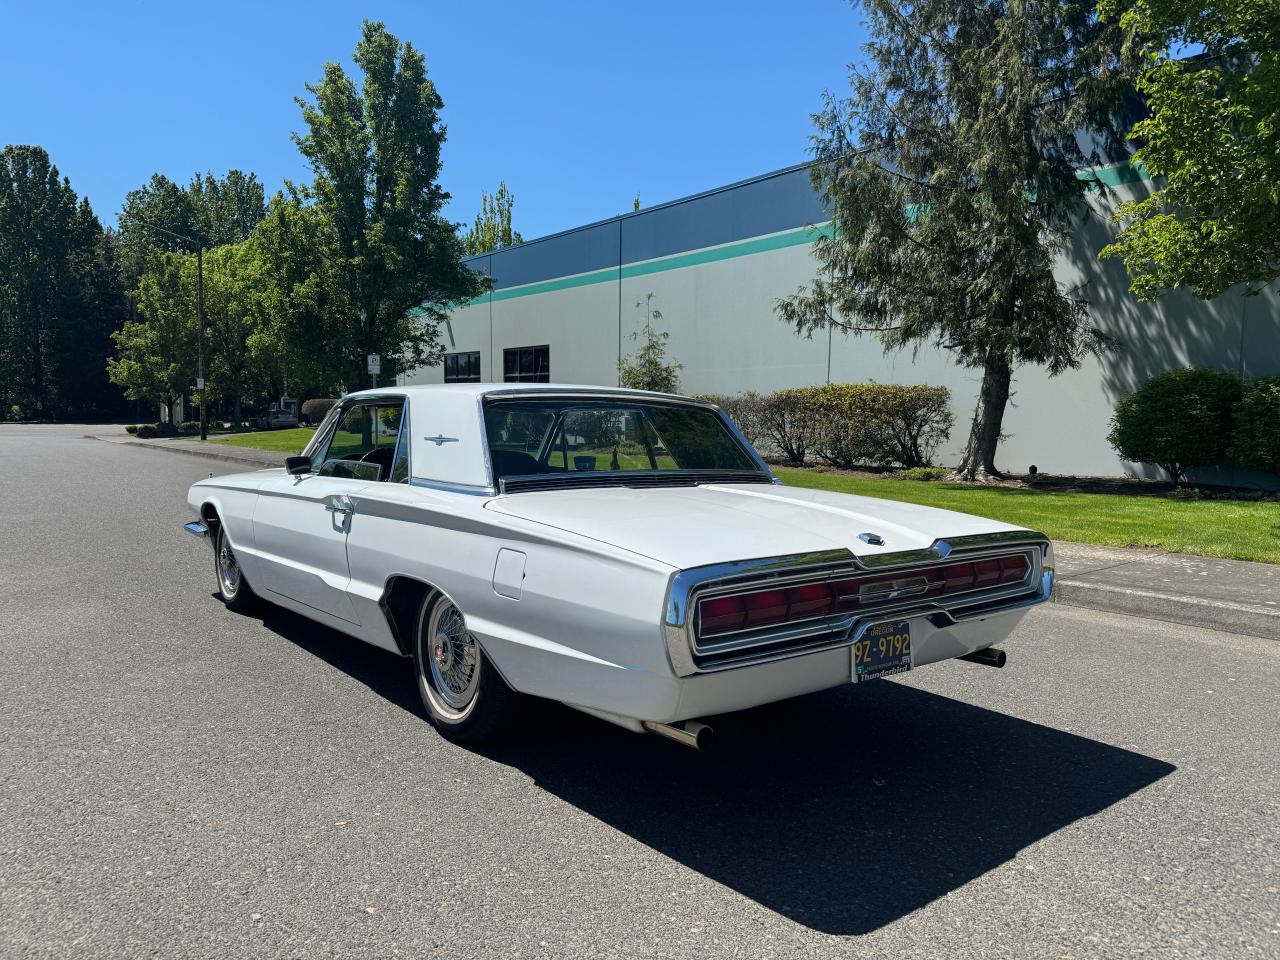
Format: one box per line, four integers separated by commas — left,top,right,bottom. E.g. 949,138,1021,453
260,605,1176,937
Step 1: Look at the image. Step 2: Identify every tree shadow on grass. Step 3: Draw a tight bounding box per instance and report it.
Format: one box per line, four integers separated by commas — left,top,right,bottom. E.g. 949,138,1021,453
260,604,1175,936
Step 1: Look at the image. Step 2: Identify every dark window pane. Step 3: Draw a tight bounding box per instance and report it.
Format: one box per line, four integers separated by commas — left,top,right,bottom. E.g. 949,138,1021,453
504,349,519,380
444,355,457,380
519,348,535,376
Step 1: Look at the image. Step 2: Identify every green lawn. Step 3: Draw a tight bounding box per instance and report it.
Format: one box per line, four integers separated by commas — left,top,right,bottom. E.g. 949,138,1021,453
206,427,316,452
775,467,1280,564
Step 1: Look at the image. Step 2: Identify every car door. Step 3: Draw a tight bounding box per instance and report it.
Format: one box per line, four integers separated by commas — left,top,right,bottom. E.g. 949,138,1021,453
251,398,405,624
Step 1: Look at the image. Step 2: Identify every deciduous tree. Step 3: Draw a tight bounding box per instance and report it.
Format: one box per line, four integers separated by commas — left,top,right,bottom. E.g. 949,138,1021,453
462,181,524,255
1100,0,1279,298
291,20,485,390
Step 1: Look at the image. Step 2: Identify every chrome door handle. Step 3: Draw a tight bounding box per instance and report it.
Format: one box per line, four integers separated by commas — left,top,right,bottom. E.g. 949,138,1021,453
326,495,355,516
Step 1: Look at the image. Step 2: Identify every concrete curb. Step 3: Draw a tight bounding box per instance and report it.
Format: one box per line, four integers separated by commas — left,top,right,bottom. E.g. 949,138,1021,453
1055,578,1280,642
87,435,286,469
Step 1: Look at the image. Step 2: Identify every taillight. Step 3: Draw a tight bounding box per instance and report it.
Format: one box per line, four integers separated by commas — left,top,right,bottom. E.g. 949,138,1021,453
696,553,1031,639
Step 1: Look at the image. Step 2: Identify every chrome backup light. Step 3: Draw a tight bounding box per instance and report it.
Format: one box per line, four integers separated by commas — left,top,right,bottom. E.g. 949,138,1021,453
695,552,1032,639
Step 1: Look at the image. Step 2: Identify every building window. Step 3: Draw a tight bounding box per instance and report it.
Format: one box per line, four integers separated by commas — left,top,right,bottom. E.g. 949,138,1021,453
444,351,481,383
503,345,550,383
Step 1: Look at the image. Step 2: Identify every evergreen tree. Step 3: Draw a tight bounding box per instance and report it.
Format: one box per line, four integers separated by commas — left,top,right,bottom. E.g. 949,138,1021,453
778,0,1131,479
0,145,125,419
619,294,681,393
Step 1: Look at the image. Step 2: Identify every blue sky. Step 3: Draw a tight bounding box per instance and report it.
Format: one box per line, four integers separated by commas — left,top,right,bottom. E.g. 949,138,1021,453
0,1,865,240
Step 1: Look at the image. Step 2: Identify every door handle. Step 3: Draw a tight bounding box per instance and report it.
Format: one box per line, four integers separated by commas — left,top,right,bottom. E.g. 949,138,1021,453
326,494,355,516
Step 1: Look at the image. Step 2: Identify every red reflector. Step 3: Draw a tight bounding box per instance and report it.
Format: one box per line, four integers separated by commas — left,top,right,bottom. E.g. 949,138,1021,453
999,554,1029,583
786,582,832,618
743,589,789,628
699,595,746,636
973,558,1001,587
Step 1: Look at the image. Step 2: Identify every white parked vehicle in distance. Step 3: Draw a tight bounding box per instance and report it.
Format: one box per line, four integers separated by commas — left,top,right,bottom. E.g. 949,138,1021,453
185,385,1053,748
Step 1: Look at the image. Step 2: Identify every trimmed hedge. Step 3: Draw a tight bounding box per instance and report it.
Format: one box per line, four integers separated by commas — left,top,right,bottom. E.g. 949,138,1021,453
1235,375,1280,474
1107,369,1243,483
125,424,139,435
301,398,338,425
696,383,953,468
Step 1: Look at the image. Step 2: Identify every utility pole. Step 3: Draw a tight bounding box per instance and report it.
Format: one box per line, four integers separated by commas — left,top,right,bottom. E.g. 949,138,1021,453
196,243,207,439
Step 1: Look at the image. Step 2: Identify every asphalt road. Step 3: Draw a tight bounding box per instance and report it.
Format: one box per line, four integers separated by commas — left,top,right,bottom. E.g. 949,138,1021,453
2,424,1278,960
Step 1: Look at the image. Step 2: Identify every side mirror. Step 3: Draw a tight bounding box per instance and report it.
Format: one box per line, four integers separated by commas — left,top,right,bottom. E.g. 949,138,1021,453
285,455,313,476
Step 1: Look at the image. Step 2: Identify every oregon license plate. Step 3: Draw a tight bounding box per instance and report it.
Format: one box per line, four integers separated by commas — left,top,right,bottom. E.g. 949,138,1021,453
852,619,913,682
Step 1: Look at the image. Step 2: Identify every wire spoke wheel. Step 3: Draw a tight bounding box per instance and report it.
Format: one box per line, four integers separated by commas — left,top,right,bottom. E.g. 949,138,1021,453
419,597,481,719
217,533,241,599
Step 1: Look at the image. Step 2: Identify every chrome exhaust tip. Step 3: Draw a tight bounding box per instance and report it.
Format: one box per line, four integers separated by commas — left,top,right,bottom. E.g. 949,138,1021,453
959,646,1007,668
642,719,716,751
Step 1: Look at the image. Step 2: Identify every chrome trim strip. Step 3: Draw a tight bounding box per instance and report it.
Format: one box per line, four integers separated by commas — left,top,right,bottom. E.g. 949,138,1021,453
409,477,497,497
183,520,209,538
662,532,1054,676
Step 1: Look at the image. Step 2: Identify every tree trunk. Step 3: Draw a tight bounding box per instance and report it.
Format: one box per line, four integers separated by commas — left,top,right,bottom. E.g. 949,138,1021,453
955,348,1013,481
233,394,242,431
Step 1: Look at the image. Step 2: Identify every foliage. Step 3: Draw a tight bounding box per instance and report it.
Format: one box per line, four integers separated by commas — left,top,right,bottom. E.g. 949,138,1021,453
760,388,820,465
804,383,953,469
289,20,486,390
108,251,196,412
0,145,126,419
125,424,139,434
618,294,681,393
778,0,1130,479
116,170,265,284
462,181,523,255
1234,375,1280,473
135,424,158,438
776,466,1280,563
694,391,768,449
300,398,338,424
889,465,953,481
1106,368,1242,482
1100,0,1279,298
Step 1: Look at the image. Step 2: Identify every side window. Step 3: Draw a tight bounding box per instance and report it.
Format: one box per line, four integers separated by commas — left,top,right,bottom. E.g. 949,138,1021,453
388,405,411,483
314,401,404,481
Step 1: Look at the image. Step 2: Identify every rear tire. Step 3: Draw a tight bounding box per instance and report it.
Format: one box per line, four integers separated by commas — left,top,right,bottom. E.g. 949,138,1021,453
412,591,525,743
214,525,258,613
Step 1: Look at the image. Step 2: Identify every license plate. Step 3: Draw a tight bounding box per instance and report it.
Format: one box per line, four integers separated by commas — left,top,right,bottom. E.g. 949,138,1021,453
852,619,913,682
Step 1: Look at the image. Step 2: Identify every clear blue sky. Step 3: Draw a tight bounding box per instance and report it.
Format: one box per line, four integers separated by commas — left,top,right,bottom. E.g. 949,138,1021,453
1,1,865,241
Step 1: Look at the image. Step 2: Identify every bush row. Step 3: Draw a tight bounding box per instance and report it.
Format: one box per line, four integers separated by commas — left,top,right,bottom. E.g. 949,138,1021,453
697,383,954,469
1107,368,1280,482
128,421,200,438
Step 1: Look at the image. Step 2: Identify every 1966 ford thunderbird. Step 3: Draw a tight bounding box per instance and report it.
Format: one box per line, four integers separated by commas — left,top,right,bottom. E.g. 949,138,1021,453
185,384,1053,748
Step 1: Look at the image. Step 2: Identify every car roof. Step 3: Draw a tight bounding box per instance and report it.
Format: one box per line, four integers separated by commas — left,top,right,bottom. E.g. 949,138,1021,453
342,383,715,405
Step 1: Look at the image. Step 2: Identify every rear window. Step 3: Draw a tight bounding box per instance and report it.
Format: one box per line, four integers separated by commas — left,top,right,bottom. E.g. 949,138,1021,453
483,398,763,484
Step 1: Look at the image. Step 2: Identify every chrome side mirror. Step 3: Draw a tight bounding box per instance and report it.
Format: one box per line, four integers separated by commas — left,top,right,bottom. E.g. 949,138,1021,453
285,455,313,476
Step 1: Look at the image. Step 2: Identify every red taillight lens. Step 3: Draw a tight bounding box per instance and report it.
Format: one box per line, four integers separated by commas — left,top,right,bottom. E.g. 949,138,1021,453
743,589,788,628
999,554,1029,583
696,554,1030,638
787,582,833,619
699,595,746,635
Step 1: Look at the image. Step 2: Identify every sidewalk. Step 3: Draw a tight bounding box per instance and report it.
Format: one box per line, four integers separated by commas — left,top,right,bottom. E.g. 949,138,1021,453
1054,542,1280,641
99,431,1280,641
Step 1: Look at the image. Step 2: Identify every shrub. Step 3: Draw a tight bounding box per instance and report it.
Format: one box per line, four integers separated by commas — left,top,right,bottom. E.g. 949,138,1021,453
178,421,200,435
891,465,951,481
1107,368,1242,483
695,391,768,450
1235,375,1280,474
805,383,954,469
135,424,158,439
125,424,139,435
301,398,338,425
761,388,820,465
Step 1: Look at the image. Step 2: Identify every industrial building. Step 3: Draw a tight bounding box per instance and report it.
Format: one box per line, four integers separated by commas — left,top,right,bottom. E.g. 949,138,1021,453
403,161,1280,481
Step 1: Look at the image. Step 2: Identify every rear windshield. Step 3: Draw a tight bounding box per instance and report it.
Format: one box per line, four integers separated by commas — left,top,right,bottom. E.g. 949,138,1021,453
483,398,764,484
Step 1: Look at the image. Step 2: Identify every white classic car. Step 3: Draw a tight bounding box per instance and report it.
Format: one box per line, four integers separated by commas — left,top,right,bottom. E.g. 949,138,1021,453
185,384,1053,749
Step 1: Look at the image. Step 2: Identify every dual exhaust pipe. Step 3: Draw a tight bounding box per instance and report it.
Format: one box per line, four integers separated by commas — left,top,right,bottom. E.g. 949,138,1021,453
959,646,1007,668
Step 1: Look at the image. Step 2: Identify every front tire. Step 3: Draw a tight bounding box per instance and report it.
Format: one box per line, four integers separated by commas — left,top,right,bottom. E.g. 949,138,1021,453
214,525,258,613
412,592,525,743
